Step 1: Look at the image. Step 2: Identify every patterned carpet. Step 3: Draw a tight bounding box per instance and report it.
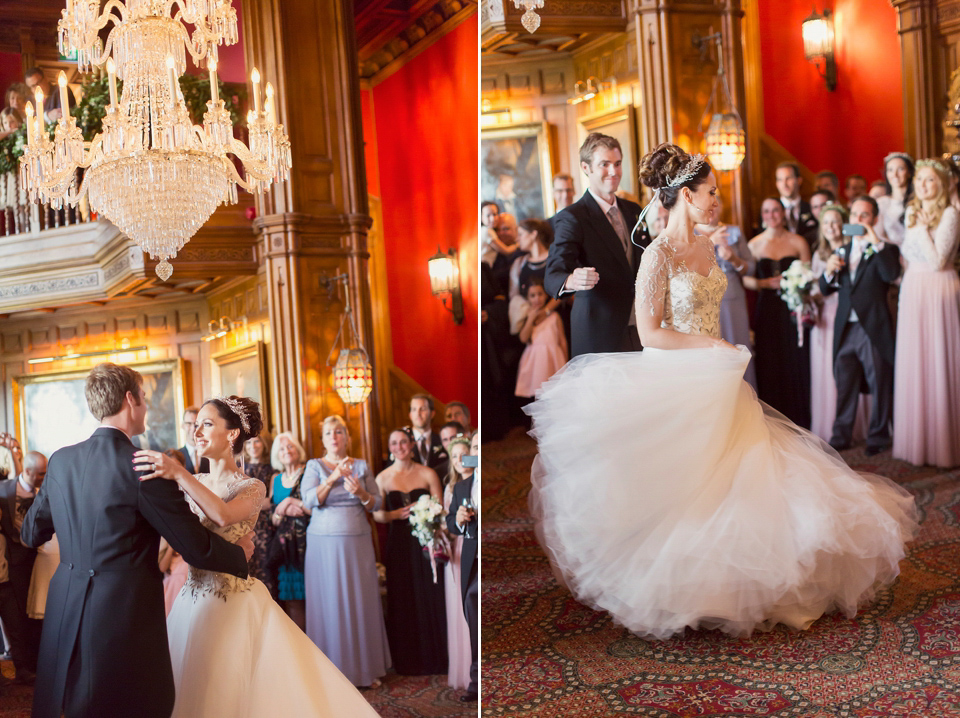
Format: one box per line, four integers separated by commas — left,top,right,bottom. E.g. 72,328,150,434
482,427,960,718
0,662,474,716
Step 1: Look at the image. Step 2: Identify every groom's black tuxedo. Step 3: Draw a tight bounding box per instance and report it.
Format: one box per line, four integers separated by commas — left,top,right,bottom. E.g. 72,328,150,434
545,191,648,357
446,475,478,697
819,240,901,449
22,427,248,718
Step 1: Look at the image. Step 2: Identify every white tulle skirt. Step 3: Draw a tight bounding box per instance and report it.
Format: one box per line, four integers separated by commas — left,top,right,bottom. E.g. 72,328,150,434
167,579,378,717
526,345,918,640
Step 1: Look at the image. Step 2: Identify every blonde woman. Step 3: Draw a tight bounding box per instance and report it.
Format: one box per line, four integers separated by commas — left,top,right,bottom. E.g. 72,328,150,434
893,159,960,467
268,431,309,628
242,431,276,596
442,436,473,690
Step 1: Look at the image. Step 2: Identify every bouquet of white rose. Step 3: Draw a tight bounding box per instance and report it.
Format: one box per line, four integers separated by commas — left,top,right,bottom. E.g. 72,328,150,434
408,493,448,583
778,259,818,347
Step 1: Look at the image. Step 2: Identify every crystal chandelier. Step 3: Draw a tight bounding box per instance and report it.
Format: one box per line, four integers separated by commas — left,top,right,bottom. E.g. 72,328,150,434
18,0,291,281
513,0,544,33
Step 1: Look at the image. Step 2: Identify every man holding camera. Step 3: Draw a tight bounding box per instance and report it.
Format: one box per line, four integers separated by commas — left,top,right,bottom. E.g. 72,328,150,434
819,196,901,456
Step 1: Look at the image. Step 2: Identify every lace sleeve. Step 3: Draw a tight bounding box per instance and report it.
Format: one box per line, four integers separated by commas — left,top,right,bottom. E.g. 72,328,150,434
230,477,266,519
933,206,960,270
635,240,671,319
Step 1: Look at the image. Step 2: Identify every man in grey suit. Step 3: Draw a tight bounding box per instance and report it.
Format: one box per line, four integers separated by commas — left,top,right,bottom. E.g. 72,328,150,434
23,363,253,718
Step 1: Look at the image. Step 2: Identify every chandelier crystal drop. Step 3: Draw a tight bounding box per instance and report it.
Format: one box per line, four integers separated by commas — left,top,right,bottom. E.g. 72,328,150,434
19,0,291,280
513,0,544,33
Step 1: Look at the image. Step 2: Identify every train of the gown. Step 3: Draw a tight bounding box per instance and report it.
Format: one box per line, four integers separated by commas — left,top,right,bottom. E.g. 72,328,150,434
525,345,919,640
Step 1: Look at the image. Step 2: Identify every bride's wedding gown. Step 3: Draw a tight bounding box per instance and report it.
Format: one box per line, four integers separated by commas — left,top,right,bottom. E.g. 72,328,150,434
166,473,379,717
526,234,918,640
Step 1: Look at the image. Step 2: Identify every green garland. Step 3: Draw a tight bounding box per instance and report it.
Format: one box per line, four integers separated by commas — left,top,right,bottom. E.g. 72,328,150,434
0,73,246,176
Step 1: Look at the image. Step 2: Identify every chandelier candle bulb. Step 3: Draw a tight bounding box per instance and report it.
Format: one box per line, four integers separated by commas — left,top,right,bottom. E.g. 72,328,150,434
106,57,117,108
208,58,219,104
166,56,177,109
34,87,44,121
265,82,276,124
251,67,261,113
58,72,70,120
25,102,34,145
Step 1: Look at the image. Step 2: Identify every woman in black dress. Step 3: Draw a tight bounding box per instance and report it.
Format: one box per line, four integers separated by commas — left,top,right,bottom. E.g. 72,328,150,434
745,197,813,428
242,431,278,598
373,429,447,675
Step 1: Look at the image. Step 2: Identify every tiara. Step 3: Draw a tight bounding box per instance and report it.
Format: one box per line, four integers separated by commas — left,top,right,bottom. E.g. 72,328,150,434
667,154,707,188
215,395,252,433
819,203,848,219
916,158,950,174
883,152,913,166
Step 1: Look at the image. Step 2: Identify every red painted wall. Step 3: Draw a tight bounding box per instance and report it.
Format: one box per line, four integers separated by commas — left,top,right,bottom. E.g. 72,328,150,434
363,16,479,419
0,53,23,100
757,0,903,185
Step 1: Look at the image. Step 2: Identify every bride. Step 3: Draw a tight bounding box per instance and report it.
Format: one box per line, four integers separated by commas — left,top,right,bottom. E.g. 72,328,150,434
134,397,378,717
526,143,919,640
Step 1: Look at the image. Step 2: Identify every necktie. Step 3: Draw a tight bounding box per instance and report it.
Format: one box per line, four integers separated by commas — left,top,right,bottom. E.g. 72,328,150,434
419,437,428,462
607,206,632,263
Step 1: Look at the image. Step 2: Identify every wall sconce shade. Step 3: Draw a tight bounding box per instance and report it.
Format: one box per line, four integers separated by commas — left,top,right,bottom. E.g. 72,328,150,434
427,247,464,324
705,113,746,171
333,348,374,405
802,8,837,91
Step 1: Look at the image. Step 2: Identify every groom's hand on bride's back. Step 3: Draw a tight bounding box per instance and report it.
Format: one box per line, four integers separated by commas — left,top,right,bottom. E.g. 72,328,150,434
237,531,255,563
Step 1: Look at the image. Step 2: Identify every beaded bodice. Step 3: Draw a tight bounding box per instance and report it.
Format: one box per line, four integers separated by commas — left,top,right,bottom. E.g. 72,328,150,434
182,473,265,601
635,234,728,338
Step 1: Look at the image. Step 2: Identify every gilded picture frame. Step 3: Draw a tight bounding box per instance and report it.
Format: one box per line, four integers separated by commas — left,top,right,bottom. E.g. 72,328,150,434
212,341,268,418
13,358,186,459
481,121,556,220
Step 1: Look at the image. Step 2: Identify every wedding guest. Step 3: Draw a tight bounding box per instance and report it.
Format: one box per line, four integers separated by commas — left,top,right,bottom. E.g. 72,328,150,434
481,201,510,267
442,436,473,692
5,84,27,115
0,107,22,141
649,201,670,239
493,212,524,291
869,180,890,199
242,432,277,597
439,421,466,454
877,153,914,247
410,394,447,473
269,431,310,629
515,278,568,400
301,416,390,687
445,431,478,703
25,67,73,123
550,173,576,220
776,162,818,248
821,196,900,455
27,535,58,620
845,174,867,206
443,402,472,432
158,537,187,617
894,160,960,467
700,195,756,388
509,218,556,334
809,205,869,442
816,170,840,198
810,189,835,221
745,197,813,427
946,158,960,212
177,407,209,474
373,429,447,675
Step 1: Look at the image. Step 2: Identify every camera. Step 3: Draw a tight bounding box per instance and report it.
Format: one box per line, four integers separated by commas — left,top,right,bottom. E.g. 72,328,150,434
461,455,479,468
841,223,866,237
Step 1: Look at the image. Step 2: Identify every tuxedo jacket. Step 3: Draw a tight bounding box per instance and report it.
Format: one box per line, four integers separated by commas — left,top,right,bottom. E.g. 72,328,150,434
545,191,648,357
412,431,448,473
22,427,248,718
0,478,36,603
792,200,820,249
818,241,901,366
179,444,209,474
445,475,478,603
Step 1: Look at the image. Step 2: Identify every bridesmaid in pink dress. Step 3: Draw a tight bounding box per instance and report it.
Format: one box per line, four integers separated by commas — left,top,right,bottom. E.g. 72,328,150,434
515,279,569,398
893,160,960,467
442,437,474,690
809,205,869,442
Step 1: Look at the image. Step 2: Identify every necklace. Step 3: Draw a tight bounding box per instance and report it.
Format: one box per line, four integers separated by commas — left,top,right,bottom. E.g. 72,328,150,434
280,466,303,488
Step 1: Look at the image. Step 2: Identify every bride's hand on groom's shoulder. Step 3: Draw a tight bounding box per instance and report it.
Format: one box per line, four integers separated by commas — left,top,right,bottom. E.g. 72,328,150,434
134,450,189,482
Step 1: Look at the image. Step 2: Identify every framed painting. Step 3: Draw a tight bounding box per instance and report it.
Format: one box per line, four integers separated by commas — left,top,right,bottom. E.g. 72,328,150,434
481,122,555,221
13,359,186,459
581,105,639,201
212,341,267,412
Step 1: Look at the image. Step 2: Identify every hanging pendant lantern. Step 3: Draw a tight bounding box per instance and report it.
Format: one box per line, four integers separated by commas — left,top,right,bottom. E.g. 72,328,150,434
333,348,373,405
705,112,746,171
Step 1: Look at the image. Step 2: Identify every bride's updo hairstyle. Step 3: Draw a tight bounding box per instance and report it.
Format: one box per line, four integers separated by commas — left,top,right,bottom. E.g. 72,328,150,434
203,395,264,455
638,143,711,211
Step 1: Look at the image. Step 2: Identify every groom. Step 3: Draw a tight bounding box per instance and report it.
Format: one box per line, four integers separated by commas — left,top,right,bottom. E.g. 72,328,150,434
22,363,253,718
819,196,900,456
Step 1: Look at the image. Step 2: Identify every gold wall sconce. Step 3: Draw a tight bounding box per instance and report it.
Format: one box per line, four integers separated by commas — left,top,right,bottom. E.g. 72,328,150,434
802,7,837,91
428,247,464,325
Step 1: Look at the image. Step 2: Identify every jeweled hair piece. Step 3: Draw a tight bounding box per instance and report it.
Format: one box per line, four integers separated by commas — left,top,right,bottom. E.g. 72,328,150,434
916,158,949,175
215,395,252,434
667,154,707,188
883,152,914,166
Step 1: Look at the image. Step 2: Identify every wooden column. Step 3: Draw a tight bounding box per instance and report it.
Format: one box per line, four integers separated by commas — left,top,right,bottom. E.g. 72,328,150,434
632,0,749,227
242,0,380,463
891,0,940,159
